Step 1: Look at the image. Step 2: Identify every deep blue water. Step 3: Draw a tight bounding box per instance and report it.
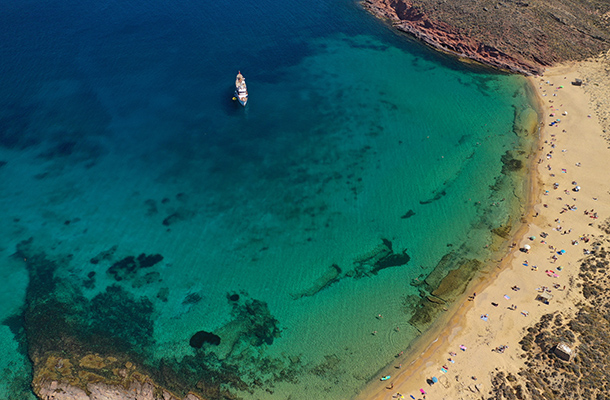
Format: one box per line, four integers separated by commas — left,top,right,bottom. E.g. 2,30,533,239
0,0,537,399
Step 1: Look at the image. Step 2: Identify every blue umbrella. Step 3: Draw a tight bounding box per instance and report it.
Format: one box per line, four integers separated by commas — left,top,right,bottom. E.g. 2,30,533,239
432,376,438,383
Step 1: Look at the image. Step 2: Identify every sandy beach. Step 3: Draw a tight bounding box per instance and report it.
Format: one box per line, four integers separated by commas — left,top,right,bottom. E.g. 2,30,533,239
359,51,610,400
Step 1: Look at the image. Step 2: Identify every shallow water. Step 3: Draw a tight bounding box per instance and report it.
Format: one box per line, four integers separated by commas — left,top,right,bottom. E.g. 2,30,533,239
0,0,537,398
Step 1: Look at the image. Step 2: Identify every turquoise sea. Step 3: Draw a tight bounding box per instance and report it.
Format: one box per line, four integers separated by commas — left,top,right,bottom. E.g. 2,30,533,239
0,0,537,399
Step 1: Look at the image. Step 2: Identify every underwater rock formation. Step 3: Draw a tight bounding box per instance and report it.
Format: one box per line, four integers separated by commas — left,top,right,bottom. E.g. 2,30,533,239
162,209,194,226
291,264,342,299
107,253,164,281
419,189,447,205
353,238,410,277
401,209,416,219
90,245,118,264
189,331,221,348
233,298,281,346
500,150,525,175
408,251,482,330
182,292,202,305
292,240,412,300
16,238,265,400
144,199,158,216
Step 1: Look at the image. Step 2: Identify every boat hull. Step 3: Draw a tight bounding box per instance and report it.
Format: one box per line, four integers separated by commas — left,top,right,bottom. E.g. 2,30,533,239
235,90,247,106
235,72,248,107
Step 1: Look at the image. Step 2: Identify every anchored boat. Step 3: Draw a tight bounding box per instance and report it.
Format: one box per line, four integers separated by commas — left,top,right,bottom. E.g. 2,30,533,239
235,71,248,106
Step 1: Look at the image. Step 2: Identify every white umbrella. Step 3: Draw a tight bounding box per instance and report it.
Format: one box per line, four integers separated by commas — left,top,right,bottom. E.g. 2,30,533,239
523,244,531,250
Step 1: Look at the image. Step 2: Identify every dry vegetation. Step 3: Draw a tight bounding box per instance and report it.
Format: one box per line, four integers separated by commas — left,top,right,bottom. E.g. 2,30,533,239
487,224,610,399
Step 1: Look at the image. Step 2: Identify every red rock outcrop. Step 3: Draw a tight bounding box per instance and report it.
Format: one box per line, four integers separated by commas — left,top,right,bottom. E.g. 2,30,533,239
363,0,543,75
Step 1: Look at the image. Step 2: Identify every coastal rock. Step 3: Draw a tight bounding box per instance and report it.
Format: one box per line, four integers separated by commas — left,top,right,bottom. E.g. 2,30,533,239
362,0,542,74
513,106,539,137
430,258,481,300
362,0,610,75
35,379,201,400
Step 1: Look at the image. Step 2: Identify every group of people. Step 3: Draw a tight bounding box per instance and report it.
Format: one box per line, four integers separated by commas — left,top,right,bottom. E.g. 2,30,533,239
388,78,603,400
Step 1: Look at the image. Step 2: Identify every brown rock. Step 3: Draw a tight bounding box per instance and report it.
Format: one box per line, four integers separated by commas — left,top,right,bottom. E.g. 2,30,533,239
79,354,106,369
362,0,610,74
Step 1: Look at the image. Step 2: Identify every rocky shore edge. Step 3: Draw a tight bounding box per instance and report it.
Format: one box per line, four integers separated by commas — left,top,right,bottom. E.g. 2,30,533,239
32,354,202,400
361,0,542,75
361,0,610,76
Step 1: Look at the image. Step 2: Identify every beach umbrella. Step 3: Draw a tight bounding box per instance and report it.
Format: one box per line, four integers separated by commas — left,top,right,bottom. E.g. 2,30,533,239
432,376,438,383
523,244,531,250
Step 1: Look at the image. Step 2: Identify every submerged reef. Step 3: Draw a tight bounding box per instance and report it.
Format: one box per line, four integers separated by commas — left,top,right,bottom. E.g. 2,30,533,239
17,238,156,360
291,264,342,299
162,209,195,227
349,238,410,277
408,250,482,330
15,238,299,400
501,150,525,175
107,253,164,281
401,209,416,219
292,239,410,299
89,245,118,264
189,331,221,348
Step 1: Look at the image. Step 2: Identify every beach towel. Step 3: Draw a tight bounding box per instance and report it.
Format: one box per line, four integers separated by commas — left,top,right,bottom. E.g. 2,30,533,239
440,367,448,373
460,345,467,351
504,295,510,300
481,315,488,321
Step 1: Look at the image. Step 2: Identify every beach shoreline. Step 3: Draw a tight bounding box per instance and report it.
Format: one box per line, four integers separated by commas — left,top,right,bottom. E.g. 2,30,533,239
358,54,610,399
355,76,543,399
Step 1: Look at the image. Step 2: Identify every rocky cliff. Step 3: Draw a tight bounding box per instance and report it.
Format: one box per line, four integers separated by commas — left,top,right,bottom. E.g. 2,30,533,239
362,0,610,75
